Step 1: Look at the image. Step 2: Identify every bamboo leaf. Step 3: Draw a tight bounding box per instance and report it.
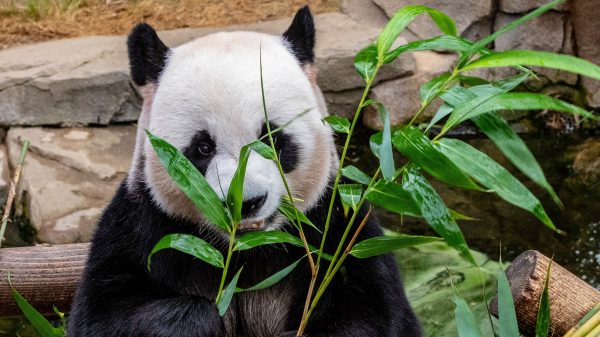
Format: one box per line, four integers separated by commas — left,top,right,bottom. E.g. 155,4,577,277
420,72,452,104
341,165,372,185
426,103,454,131
354,44,378,81
535,260,552,337
338,184,364,211
323,115,351,134
236,257,303,292
378,5,457,60
392,126,482,190
498,267,520,337
438,138,560,233
385,35,481,64
234,230,305,251
146,131,230,231
9,280,64,337
474,113,562,206
402,167,477,265
217,268,243,316
363,100,395,180
463,50,600,81
444,72,530,129
350,235,441,258
248,140,276,161
365,180,421,217
455,294,485,337
227,145,251,223
277,200,318,231
147,234,224,270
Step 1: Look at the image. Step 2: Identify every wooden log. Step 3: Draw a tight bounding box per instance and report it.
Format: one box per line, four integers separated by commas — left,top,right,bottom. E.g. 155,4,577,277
491,250,600,337
0,243,88,317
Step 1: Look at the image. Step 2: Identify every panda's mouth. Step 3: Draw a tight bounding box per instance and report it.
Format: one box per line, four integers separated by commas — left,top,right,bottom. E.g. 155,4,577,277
237,219,266,232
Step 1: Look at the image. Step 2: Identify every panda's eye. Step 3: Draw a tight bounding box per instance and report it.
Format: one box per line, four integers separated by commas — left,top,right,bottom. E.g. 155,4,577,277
197,142,214,156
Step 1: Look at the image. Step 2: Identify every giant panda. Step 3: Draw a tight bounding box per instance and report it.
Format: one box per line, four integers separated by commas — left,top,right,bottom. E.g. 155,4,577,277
68,6,421,337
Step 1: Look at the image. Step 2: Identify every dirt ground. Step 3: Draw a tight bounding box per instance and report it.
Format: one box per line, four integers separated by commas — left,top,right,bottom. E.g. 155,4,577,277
0,0,341,49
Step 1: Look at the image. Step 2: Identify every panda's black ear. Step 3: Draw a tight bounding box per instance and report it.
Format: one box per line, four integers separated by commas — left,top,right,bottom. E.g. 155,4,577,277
283,6,315,64
127,23,170,86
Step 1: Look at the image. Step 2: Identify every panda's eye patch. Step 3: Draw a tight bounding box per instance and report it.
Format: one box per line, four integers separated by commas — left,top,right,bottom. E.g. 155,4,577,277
182,130,216,175
260,122,299,173
197,142,215,156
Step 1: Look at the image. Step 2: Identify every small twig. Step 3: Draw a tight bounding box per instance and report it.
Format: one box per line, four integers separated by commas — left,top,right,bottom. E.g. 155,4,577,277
0,140,29,249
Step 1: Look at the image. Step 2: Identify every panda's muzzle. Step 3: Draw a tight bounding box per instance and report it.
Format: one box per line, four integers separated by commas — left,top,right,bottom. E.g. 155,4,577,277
238,194,268,231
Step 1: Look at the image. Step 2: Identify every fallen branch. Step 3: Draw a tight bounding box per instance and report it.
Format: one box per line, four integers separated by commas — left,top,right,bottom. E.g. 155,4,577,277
0,140,30,248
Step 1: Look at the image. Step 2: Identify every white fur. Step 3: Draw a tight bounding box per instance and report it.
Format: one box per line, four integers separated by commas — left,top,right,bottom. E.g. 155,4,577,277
138,31,336,232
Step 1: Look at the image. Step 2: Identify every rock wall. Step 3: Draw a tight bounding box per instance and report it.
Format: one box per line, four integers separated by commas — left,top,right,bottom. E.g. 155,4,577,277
0,0,599,245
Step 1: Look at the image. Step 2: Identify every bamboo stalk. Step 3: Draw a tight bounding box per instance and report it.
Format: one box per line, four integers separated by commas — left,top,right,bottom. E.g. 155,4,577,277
0,140,29,248
564,304,600,337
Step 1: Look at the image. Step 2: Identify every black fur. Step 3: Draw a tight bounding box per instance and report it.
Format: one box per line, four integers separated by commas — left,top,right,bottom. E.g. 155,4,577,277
283,6,316,64
127,23,170,86
182,131,217,176
261,123,299,173
68,177,421,336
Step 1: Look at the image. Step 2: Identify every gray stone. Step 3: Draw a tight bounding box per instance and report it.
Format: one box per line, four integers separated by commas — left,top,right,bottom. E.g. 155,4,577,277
373,0,493,38
341,0,390,27
324,88,364,119
573,0,600,107
6,126,135,244
363,51,456,129
567,138,600,192
0,145,9,205
0,13,414,126
499,0,568,13
494,12,577,85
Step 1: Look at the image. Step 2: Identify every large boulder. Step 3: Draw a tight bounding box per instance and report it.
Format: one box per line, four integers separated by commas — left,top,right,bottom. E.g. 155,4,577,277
499,0,568,13
573,0,600,107
373,0,493,39
0,13,414,126
6,126,135,244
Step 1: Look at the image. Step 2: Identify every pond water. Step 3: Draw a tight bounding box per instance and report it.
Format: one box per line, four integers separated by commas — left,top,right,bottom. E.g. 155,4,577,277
349,126,600,290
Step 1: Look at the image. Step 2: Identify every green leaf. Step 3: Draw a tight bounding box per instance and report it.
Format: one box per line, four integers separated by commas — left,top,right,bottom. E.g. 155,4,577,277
498,267,520,337
392,126,481,190
461,0,564,63
323,115,351,134
227,145,251,223
420,72,452,105
341,165,372,185
402,167,476,265
463,50,600,81
147,233,224,270
338,184,363,211
365,180,421,217
277,200,318,231
378,5,457,60
146,131,230,231
363,100,395,180
474,113,562,207
385,35,477,64
9,282,64,337
350,234,441,258
470,92,596,121
426,103,454,131
443,72,530,130
248,140,276,161
535,261,552,337
217,268,243,316
236,257,303,292
354,44,378,81
234,230,305,251
370,132,383,158
437,138,560,233
454,294,485,337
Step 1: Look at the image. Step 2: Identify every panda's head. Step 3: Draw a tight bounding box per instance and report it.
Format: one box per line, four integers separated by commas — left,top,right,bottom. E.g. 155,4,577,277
127,7,336,234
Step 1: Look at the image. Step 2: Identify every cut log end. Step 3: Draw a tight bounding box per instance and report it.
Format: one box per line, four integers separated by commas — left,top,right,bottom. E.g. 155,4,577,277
491,250,600,337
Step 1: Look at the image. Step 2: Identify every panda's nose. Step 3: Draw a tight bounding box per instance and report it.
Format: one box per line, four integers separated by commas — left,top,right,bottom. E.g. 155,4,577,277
241,194,268,218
